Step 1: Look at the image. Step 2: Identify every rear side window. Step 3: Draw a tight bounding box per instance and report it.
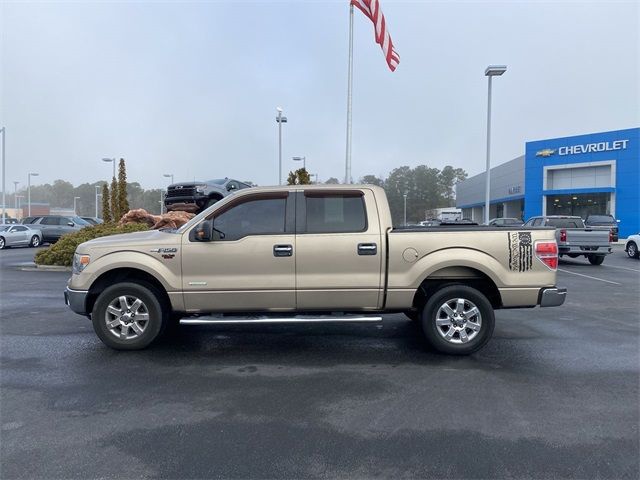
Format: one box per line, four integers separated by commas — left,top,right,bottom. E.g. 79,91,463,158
41,217,59,225
305,195,367,233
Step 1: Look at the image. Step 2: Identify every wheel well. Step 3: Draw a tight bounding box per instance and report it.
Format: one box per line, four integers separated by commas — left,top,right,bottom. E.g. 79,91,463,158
411,267,502,313
208,193,224,200
87,268,171,314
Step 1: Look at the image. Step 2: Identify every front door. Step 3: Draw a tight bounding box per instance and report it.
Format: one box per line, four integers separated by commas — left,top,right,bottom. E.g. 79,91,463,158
294,190,383,310
182,192,296,312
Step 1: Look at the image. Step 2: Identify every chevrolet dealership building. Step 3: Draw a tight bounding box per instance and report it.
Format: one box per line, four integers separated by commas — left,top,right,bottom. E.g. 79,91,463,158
456,128,639,238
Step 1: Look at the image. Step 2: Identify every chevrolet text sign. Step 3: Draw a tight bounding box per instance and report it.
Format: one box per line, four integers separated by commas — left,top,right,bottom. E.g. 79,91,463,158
559,139,629,156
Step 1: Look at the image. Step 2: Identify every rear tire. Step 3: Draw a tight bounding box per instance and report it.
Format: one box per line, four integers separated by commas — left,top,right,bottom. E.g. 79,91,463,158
0,236,5,250
421,285,495,355
626,241,639,259
30,235,40,247
587,254,605,265
91,282,166,350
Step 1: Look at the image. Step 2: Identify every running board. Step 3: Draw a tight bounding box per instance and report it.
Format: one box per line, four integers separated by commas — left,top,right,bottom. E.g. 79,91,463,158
180,314,383,325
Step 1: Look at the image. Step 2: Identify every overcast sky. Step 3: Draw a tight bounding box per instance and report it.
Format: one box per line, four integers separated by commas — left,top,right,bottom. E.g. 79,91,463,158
1,0,638,190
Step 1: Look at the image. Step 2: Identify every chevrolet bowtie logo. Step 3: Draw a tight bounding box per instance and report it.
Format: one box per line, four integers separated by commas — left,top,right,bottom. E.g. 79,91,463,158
536,148,556,157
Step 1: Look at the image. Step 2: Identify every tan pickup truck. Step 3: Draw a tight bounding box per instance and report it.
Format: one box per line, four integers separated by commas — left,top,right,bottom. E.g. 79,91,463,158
65,185,566,355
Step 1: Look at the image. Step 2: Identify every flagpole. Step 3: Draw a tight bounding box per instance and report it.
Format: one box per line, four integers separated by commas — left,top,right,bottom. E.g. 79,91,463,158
344,3,354,184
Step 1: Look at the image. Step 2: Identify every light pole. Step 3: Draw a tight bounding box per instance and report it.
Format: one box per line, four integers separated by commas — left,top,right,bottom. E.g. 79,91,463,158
73,196,80,214
292,156,306,170
276,107,287,185
102,157,116,179
16,195,24,212
1,127,5,223
95,186,101,218
403,191,408,225
27,172,39,216
484,65,507,224
163,173,174,185
13,181,19,210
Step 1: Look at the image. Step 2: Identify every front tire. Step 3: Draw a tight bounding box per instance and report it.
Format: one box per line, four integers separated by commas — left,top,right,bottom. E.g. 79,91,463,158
626,241,639,259
30,235,40,247
587,254,605,265
0,236,5,250
421,285,495,355
91,282,166,350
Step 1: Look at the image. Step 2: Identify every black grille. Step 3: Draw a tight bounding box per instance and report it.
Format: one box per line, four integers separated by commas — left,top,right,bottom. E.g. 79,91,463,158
166,187,196,198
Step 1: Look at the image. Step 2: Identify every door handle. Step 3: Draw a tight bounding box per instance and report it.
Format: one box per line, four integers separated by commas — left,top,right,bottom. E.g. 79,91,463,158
273,244,293,257
357,243,377,255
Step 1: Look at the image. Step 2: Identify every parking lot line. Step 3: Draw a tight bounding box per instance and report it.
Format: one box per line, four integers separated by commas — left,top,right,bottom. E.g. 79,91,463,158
601,264,640,273
558,268,622,285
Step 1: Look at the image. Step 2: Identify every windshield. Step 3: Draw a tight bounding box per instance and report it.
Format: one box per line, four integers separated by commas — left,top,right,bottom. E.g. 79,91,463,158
547,218,584,228
0,226,9,232
72,216,90,225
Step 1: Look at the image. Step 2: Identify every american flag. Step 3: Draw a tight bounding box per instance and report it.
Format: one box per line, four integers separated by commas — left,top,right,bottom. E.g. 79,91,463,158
351,0,400,71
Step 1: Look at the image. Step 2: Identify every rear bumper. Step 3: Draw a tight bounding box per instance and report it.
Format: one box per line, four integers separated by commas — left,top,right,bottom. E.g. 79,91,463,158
539,287,567,307
559,245,612,255
64,287,89,315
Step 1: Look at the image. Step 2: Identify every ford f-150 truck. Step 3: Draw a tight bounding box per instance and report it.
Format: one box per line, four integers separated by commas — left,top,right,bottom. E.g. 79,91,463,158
65,185,566,355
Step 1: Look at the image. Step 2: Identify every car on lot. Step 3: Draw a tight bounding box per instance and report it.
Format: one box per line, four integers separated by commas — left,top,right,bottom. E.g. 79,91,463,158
65,185,565,355
488,217,523,227
523,215,612,265
625,233,640,259
22,215,90,243
0,224,42,249
81,217,104,225
584,214,619,242
2,218,19,224
164,178,252,213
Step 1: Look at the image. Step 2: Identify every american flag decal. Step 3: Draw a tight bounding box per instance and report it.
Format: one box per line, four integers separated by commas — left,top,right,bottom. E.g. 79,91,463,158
508,232,533,272
351,0,400,71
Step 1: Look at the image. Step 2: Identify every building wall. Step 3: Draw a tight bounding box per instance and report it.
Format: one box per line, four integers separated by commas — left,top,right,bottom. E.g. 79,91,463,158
525,128,639,238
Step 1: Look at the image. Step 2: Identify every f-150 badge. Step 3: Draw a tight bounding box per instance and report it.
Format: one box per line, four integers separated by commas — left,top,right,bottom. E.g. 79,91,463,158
150,247,177,260
508,232,532,272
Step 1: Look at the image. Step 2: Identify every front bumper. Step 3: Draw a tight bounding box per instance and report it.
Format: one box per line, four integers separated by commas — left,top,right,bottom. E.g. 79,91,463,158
539,287,567,307
64,287,89,315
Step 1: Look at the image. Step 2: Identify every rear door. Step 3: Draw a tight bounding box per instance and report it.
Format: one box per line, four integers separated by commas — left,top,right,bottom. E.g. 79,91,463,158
294,189,383,310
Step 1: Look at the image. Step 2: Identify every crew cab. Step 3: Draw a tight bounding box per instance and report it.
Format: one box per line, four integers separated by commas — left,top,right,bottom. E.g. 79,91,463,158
65,186,565,355
523,215,612,265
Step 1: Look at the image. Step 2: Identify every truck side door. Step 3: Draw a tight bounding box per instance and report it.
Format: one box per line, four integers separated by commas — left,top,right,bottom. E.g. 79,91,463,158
294,189,383,310
181,191,296,312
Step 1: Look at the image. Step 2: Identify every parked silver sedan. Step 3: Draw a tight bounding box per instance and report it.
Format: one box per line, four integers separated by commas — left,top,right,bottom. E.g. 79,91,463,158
0,224,43,249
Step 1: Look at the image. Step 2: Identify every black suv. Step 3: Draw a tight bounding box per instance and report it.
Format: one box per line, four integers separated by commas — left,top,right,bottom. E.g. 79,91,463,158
164,178,252,213
584,214,619,242
22,215,89,243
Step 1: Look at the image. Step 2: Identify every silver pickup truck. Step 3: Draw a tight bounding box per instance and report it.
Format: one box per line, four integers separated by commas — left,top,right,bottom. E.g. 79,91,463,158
523,215,612,265
65,185,566,355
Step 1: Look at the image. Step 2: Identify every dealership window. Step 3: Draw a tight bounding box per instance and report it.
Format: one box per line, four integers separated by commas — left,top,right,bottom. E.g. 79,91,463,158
546,192,610,217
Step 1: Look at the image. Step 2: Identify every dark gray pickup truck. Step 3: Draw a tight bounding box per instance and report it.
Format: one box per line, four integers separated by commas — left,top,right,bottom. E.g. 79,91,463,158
164,178,252,213
524,215,612,265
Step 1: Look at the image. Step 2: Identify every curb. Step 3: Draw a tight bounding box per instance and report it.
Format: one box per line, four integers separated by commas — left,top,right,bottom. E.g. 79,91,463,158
17,263,71,272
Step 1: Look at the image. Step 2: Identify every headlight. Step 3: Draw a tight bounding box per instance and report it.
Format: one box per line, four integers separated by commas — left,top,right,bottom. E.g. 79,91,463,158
72,253,90,274
195,185,207,193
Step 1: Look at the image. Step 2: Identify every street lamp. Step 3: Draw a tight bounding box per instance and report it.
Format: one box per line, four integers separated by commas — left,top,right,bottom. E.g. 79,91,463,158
403,191,408,226
163,173,174,185
1,127,5,223
27,172,39,216
484,65,507,224
73,196,80,214
13,181,19,210
95,185,101,218
102,157,116,178
276,107,288,185
292,156,306,170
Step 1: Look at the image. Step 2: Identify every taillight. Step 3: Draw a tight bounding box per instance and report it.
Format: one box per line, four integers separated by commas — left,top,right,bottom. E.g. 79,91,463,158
559,229,567,242
609,229,613,243
536,241,558,270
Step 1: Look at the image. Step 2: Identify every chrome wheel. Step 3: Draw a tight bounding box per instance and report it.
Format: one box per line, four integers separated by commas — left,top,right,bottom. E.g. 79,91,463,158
0,237,4,249
105,295,150,340
435,297,482,344
31,236,40,247
628,242,638,258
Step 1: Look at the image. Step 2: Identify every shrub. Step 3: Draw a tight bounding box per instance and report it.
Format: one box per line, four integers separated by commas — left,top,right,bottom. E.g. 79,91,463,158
34,222,150,266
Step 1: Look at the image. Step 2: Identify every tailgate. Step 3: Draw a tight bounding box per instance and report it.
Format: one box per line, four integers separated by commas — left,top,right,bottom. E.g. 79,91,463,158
565,229,609,245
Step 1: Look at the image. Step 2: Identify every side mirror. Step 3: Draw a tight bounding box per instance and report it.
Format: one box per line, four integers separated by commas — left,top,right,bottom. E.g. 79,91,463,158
227,183,237,191
194,220,213,242
68,222,75,227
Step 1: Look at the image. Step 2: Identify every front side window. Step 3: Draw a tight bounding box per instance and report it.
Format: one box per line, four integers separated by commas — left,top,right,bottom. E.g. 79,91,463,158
41,217,59,225
305,194,367,233
11,226,27,232
213,197,286,241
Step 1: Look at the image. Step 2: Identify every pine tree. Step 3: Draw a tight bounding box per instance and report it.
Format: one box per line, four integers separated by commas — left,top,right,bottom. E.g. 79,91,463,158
286,168,311,185
110,176,119,221
117,158,129,216
101,183,112,223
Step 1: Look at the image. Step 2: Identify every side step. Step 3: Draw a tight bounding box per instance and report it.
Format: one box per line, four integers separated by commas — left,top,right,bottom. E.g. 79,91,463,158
180,314,383,325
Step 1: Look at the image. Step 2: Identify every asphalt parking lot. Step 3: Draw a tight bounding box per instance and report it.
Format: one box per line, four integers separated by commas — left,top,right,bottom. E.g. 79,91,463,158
1,245,638,479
